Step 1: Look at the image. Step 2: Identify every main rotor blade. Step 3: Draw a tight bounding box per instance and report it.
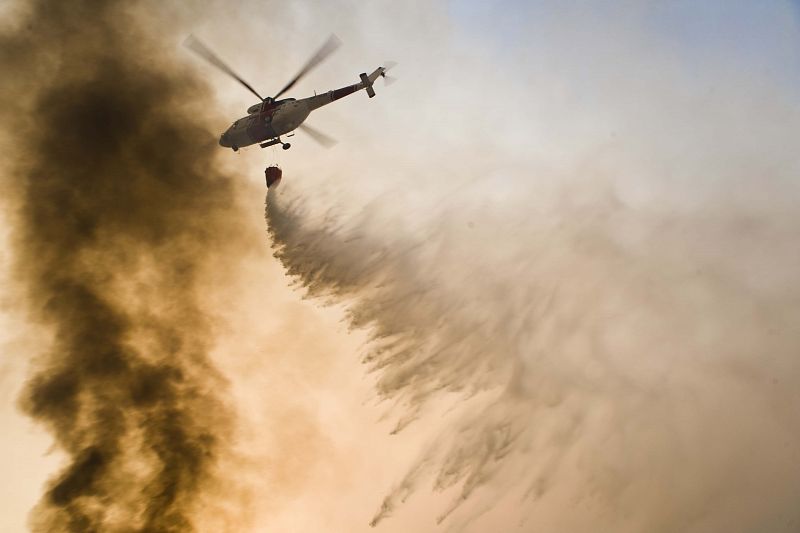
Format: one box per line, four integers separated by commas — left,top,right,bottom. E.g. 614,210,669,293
298,123,337,148
184,34,264,101
273,34,341,99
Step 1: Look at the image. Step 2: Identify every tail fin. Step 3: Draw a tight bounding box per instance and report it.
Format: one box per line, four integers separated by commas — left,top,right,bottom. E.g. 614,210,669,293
360,72,376,98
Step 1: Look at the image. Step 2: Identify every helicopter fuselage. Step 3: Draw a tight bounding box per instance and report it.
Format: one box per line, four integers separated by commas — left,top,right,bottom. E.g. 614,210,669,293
218,67,384,151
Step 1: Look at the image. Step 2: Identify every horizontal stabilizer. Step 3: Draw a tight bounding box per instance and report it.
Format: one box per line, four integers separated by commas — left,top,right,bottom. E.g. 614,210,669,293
360,72,376,98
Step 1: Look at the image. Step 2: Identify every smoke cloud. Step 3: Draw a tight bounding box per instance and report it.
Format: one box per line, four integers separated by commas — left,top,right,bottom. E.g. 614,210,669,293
264,5,800,531
0,1,245,531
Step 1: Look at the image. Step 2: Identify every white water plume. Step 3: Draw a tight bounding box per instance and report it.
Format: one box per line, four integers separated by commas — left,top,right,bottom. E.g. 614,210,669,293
264,6,800,529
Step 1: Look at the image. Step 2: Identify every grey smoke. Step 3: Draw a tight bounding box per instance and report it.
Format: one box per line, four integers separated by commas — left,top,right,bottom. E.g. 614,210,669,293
0,1,243,531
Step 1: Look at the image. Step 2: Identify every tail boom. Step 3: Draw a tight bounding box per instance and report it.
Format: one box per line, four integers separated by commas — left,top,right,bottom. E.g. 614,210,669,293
304,67,385,110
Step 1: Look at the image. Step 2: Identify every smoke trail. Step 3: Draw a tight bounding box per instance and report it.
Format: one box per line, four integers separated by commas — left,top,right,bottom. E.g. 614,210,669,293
265,128,800,531
1,1,243,531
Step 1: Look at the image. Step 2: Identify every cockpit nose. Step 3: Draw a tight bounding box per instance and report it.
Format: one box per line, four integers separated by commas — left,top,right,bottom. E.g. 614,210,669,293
219,132,230,147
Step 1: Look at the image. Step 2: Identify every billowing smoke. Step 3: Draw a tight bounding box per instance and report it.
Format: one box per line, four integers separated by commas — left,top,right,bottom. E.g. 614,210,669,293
264,10,800,528
0,1,244,531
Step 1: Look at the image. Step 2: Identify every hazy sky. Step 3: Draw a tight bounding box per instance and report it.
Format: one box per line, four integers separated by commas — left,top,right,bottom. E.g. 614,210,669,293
2,1,800,532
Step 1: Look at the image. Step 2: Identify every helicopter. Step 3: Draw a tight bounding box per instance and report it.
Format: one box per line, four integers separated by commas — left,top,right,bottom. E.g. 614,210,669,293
184,34,393,152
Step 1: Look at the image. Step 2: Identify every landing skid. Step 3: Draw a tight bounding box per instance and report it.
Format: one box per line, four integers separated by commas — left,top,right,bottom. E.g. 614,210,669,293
260,137,291,150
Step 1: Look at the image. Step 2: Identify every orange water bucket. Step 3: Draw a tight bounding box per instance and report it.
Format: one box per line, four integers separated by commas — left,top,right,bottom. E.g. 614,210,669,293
265,166,282,188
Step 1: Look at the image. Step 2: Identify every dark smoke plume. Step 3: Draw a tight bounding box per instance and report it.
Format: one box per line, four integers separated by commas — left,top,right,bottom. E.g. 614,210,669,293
1,1,242,531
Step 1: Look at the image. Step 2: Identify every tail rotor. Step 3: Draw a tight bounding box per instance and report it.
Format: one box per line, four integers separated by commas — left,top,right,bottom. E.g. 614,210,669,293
381,61,398,86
